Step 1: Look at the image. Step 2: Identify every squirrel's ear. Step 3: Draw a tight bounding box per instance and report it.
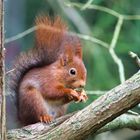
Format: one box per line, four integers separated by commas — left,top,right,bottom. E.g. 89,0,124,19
75,44,82,59
60,47,73,66
60,55,67,66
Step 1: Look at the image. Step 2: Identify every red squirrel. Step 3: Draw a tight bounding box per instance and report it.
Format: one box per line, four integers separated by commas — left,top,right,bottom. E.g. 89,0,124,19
11,16,88,125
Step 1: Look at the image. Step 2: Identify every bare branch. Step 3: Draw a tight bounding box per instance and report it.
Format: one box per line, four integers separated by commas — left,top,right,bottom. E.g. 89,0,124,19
66,2,140,20
97,114,140,134
7,71,140,140
5,26,109,49
129,51,140,67
5,69,15,75
0,0,6,139
86,90,106,95
109,17,123,50
5,26,37,44
7,113,140,139
109,16,125,83
123,15,140,20
76,33,109,49
81,0,94,10
65,2,120,18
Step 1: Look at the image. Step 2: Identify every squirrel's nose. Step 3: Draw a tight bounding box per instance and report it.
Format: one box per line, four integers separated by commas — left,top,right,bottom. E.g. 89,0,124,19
78,81,85,88
79,84,85,88
72,80,86,89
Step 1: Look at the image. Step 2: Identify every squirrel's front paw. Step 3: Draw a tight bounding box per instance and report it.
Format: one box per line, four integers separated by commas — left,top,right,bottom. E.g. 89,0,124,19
76,90,88,103
79,90,88,102
39,114,53,123
69,89,81,101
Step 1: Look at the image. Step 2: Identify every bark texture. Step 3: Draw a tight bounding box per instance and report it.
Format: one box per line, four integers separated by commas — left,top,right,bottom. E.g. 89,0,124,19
0,0,6,139
7,71,140,140
0,0,6,140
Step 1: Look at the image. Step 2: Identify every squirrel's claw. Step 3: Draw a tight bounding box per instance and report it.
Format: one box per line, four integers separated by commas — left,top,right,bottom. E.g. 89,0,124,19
81,90,88,101
69,89,81,101
39,114,53,123
75,90,88,103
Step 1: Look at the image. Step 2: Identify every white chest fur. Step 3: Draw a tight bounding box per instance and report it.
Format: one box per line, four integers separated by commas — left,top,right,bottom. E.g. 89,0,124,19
45,100,68,119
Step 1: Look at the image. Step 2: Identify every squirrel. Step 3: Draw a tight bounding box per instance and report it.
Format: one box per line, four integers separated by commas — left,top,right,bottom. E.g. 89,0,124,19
10,16,88,125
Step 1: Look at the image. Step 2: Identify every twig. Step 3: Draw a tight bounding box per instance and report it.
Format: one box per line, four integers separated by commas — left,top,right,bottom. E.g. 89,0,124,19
129,51,140,67
123,15,140,20
86,90,106,95
109,17,123,50
97,114,140,134
81,0,94,10
5,69,15,75
127,110,139,116
66,2,140,20
0,69,15,79
65,2,120,18
109,16,125,83
5,26,37,44
5,26,109,49
5,24,61,44
76,33,109,48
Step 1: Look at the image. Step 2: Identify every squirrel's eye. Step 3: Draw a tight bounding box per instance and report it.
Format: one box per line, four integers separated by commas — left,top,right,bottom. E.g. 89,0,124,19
69,68,77,76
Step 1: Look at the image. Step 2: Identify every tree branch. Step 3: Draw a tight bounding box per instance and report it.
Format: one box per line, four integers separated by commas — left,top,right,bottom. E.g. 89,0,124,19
109,16,125,83
66,2,140,20
0,0,6,139
7,112,140,139
97,114,140,134
129,51,140,68
7,71,140,139
7,112,140,140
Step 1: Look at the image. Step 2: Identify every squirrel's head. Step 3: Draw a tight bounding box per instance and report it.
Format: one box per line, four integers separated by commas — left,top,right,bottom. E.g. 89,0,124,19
58,44,87,90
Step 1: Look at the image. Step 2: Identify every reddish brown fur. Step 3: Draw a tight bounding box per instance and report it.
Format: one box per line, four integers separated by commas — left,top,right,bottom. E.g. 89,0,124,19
35,16,67,48
11,16,87,125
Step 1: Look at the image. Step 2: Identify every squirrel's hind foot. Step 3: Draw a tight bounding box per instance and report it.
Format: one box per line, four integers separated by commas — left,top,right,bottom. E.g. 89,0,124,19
39,114,53,123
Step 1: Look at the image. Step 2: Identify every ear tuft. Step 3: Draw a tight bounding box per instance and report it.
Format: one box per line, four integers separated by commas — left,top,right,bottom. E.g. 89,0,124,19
65,46,73,62
60,56,67,66
75,44,82,59
60,46,74,66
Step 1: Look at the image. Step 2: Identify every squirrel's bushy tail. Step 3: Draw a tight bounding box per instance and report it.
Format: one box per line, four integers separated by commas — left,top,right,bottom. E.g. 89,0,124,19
10,16,81,102
35,16,67,48
10,16,67,94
